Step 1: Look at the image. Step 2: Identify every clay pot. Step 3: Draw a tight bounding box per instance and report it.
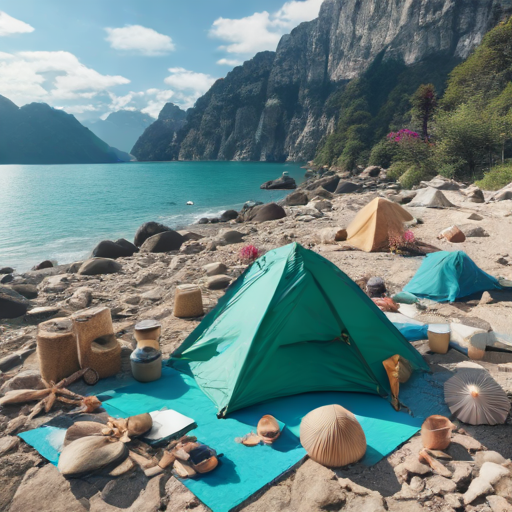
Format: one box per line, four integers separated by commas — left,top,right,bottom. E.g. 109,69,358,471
257,415,281,444
421,415,455,450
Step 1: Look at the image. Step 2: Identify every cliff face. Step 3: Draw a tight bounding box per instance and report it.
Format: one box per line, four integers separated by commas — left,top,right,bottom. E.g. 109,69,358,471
137,0,512,162
131,103,187,161
0,96,124,165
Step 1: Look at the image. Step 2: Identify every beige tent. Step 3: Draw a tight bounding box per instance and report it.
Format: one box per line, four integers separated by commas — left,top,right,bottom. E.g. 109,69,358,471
346,198,414,252
408,187,454,208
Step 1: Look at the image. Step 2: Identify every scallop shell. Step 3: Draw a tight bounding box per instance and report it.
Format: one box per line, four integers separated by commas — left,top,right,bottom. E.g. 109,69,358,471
126,413,153,437
444,369,511,425
64,421,105,446
300,404,366,467
58,436,128,477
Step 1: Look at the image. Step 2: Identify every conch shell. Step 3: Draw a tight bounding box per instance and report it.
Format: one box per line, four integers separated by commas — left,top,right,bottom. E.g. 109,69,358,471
64,421,105,446
102,413,153,443
58,436,128,477
257,415,281,444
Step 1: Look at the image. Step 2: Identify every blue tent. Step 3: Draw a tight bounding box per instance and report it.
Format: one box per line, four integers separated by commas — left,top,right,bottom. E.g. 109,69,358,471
404,251,502,302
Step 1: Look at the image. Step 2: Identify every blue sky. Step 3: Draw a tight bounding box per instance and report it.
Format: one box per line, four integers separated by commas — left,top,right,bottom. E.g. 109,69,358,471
0,0,322,120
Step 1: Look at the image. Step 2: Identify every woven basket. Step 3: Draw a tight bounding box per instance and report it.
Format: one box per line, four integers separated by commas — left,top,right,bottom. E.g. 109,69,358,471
37,318,80,383
174,284,204,318
72,307,121,379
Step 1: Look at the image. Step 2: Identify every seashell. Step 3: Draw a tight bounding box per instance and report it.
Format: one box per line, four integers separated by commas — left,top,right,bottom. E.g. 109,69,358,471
256,415,281,444
0,389,49,406
420,415,455,450
173,459,196,478
241,433,261,447
64,421,105,446
444,369,511,425
192,456,218,474
58,436,128,477
81,396,102,413
300,404,366,468
126,413,153,438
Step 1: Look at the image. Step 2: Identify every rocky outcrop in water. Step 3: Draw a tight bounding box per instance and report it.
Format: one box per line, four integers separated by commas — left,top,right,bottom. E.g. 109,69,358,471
134,0,511,163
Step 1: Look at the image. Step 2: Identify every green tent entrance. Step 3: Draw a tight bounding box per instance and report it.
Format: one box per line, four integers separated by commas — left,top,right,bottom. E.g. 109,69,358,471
170,243,429,416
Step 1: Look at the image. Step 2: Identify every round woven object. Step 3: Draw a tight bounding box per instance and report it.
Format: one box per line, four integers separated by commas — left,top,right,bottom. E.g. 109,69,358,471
174,284,204,318
300,404,366,467
444,369,511,425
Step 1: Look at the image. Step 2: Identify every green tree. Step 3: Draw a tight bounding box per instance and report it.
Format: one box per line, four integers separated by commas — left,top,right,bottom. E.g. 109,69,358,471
411,84,437,139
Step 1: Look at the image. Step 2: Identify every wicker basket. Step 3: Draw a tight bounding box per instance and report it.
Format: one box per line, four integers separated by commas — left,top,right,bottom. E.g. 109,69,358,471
174,284,204,318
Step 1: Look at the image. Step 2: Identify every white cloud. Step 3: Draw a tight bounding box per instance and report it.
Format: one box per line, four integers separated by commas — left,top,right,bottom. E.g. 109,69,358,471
217,58,243,67
162,67,216,109
141,89,175,118
56,104,98,114
0,11,34,37
210,0,322,56
105,25,175,56
0,50,129,107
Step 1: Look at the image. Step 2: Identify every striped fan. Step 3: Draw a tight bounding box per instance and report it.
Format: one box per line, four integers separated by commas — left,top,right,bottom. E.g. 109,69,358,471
300,404,366,467
444,369,510,425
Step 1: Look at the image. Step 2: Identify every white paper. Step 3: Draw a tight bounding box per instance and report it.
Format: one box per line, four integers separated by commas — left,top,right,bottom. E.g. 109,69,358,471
144,409,195,441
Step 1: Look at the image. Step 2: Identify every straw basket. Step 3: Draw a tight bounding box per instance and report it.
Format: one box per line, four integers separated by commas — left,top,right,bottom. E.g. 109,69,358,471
174,284,204,318
37,317,80,383
72,307,121,379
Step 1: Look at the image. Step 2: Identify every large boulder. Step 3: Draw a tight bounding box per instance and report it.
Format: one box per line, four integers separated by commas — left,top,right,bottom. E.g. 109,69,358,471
307,188,334,201
78,258,122,275
32,260,53,271
0,267,14,274
244,203,286,222
0,286,30,319
219,210,239,222
92,238,138,259
215,230,245,245
305,175,340,193
335,181,362,194
260,175,297,190
360,165,382,178
134,221,172,247
140,230,185,253
463,186,485,203
285,191,309,206
490,182,512,201
11,284,38,299
420,175,462,190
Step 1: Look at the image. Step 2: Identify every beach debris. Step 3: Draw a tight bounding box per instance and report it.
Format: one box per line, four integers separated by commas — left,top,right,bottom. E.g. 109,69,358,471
186,201,194,205
0,367,101,419
64,421,105,446
372,297,399,312
101,413,153,443
366,277,386,297
418,449,453,478
236,432,261,447
438,225,465,243
382,355,412,409
300,404,366,467
257,415,281,444
444,369,511,425
58,435,128,477
189,444,219,473
420,415,455,450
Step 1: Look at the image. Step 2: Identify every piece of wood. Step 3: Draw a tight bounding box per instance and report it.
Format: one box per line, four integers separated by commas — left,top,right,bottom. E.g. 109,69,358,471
419,448,453,478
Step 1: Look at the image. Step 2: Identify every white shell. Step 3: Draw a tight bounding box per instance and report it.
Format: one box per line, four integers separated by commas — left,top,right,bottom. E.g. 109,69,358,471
444,369,510,425
300,404,366,467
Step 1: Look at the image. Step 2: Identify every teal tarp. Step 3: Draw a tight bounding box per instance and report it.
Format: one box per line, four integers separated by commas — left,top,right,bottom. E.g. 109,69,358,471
404,251,501,302
170,243,429,415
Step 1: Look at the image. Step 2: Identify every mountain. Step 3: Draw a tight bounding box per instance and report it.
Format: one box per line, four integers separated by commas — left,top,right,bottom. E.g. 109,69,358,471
0,96,125,165
131,103,187,161
134,0,512,163
84,110,153,154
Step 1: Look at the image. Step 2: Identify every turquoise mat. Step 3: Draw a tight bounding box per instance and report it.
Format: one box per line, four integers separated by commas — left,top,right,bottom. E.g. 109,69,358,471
19,425,66,466
19,367,448,512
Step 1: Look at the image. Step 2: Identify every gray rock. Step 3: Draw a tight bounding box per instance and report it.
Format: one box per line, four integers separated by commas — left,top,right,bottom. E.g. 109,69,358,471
220,209,239,222
311,200,332,211
468,213,484,221
335,181,362,194
474,451,508,467
451,461,473,488
465,186,485,203
494,476,512,501
307,188,334,201
197,217,209,224
460,225,490,237
0,273,13,284
487,495,512,512
452,433,483,452
0,436,20,456
203,262,228,276
285,191,309,206
141,287,164,301
260,175,297,190
360,166,382,178
180,241,206,254
244,203,287,223
177,230,204,241
10,284,38,299
0,370,44,394
92,238,138,259
464,477,494,505
0,285,29,319
78,258,122,275
100,469,149,508
140,230,185,253
40,274,71,293
479,462,510,485
32,260,53,271
425,475,457,495
207,275,232,290
25,306,67,324
134,221,172,247
306,175,340,193
394,458,431,483
67,287,93,310
216,230,245,245
0,267,14,274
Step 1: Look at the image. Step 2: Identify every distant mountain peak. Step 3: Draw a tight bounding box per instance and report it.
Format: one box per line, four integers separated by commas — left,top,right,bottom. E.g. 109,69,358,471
158,103,187,121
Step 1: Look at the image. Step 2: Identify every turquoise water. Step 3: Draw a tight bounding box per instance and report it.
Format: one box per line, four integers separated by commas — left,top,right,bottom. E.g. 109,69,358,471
0,161,305,272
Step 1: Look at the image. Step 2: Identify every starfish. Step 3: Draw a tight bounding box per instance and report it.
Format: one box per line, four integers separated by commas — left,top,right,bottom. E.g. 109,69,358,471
0,368,101,419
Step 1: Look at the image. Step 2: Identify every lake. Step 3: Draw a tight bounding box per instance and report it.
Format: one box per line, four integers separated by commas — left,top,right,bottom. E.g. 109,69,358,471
0,161,305,272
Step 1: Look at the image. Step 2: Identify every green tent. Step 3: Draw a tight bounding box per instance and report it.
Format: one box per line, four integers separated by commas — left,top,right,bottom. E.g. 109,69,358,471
170,243,429,416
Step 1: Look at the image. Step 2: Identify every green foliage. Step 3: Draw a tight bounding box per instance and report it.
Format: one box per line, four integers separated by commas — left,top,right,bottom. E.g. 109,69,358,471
399,166,435,189
387,161,411,181
475,162,512,190
368,138,398,167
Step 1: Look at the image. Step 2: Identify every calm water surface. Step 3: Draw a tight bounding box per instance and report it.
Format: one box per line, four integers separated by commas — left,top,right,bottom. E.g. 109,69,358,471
0,161,305,271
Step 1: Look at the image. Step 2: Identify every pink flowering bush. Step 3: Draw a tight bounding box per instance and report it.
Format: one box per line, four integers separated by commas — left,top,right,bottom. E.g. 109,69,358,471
387,129,420,143
389,230,417,254
239,245,260,263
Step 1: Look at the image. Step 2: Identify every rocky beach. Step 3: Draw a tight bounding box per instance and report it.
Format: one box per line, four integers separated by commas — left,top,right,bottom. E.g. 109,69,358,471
1,167,512,512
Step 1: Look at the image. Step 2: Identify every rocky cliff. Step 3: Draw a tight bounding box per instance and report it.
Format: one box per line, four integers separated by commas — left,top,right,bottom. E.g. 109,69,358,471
136,0,512,162
0,96,125,165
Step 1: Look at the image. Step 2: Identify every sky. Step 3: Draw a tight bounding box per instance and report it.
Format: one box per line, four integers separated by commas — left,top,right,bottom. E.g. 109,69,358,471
0,0,323,120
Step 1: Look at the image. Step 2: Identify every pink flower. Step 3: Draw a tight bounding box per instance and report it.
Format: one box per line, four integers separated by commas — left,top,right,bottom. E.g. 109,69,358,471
403,230,415,243
239,245,260,263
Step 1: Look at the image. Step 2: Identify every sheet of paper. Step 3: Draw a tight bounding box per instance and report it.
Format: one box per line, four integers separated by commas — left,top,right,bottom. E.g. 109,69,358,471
144,409,195,441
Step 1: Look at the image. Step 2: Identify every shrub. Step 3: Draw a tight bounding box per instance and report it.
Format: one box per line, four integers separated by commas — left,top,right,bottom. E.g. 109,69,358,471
239,245,260,263
399,166,436,189
368,138,399,168
475,162,512,190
